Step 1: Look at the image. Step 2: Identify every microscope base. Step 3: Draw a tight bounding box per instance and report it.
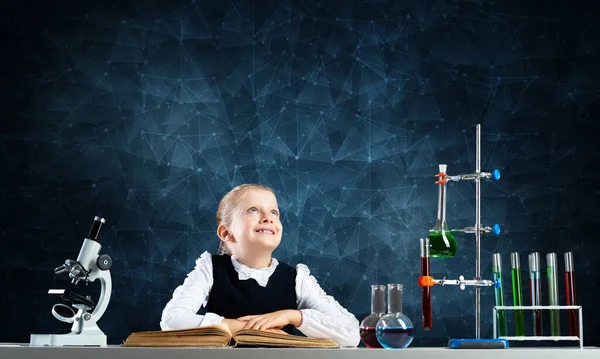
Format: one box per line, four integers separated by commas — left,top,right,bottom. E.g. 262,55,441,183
30,332,107,347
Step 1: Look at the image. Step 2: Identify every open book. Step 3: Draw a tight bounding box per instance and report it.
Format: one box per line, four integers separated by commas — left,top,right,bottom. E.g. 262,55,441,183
121,325,339,348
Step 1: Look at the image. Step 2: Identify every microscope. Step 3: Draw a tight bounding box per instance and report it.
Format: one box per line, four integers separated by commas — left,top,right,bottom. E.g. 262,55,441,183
30,216,113,347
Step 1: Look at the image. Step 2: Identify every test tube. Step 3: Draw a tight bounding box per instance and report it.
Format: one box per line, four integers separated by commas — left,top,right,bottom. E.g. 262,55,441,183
510,253,525,336
492,253,507,336
529,252,542,336
420,238,432,330
546,253,560,336
565,252,579,337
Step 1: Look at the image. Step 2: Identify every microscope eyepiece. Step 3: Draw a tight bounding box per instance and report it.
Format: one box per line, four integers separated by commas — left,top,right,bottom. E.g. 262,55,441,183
87,216,106,242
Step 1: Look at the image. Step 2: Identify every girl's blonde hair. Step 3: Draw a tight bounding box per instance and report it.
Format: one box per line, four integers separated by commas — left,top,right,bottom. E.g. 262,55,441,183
216,184,275,255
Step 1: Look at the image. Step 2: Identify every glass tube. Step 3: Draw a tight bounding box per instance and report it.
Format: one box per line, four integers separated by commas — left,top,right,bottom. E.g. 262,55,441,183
546,253,560,336
510,252,525,336
565,252,579,337
420,238,432,330
529,252,542,336
492,253,507,336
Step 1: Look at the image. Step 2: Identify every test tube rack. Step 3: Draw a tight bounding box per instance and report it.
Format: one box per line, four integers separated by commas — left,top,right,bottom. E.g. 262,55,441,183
493,305,584,349
492,251,584,349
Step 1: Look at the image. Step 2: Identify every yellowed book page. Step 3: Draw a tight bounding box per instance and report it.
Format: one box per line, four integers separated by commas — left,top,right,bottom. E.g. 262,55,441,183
233,330,339,348
127,324,231,337
121,324,233,347
122,337,229,347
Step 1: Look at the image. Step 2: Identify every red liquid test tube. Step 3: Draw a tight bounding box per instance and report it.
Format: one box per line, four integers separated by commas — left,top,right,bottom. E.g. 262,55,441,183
565,252,579,337
420,237,432,330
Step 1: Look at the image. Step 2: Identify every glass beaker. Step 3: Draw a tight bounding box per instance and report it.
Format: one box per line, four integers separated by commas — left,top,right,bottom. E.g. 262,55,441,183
428,164,458,258
376,284,414,349
359,285,386,348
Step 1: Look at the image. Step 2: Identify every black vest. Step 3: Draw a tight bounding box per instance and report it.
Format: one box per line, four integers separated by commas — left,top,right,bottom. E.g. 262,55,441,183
204,255,298,334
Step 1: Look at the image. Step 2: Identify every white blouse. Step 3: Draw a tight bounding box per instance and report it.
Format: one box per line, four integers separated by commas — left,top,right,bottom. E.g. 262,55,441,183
160,251,360,347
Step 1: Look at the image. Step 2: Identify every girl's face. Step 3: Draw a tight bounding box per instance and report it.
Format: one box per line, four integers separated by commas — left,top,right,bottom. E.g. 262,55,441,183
224,189,282,257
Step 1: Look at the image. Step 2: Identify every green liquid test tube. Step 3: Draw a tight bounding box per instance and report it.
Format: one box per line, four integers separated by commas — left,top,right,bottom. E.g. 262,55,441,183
511,252,525,336
546,253,560,336
493,253,507,336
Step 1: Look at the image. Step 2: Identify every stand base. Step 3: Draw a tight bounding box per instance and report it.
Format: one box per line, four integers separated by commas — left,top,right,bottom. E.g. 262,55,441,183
448,338,509,349
30,333,107,347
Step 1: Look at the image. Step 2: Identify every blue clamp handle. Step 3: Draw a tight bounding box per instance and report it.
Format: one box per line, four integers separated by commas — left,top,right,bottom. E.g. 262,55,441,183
492,169,501,180
494,278,501,289
492,224,501,235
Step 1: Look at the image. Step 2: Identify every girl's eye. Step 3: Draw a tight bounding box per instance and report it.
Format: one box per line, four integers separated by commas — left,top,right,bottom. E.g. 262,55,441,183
271,210,279,216
248,207,258,213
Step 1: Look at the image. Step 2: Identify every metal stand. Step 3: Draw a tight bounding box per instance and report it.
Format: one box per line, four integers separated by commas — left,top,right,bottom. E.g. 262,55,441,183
441,124,500,338
419,124,501,340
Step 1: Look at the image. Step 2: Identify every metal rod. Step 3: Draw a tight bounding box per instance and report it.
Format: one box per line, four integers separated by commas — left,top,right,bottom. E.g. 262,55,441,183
498,336,580,341
433,277,494,287
475,124,481,339
578,306,584,349
495,305,581,310
493,307,497,339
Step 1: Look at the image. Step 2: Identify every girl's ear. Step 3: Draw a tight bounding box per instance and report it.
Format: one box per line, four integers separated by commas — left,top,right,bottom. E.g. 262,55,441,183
217,224,234,242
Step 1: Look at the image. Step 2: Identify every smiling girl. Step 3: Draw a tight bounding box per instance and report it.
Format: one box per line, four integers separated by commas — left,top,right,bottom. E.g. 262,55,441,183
160,184,360,347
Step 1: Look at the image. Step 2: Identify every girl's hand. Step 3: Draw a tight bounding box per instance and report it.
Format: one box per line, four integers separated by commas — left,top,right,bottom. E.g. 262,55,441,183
237,310,302,331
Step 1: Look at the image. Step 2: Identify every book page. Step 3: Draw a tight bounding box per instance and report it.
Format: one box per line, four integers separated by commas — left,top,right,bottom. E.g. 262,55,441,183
233,329,339,348
121,325,233,347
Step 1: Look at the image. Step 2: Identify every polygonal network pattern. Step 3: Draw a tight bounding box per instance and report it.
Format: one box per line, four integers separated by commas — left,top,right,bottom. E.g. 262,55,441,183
1,0,599,347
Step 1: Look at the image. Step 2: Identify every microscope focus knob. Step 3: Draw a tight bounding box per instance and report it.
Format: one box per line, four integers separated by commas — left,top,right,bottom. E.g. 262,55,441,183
97,254,112,271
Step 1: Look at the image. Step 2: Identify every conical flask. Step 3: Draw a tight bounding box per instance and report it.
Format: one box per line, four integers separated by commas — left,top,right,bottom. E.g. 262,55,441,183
427,164,457,258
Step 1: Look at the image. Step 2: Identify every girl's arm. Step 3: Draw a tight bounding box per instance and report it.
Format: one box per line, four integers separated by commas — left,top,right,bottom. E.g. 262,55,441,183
294,264,361,347
160,251,224,330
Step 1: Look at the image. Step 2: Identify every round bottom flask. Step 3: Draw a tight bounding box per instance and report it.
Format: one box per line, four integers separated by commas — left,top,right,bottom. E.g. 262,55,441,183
376,284,414,349
359,285,385,348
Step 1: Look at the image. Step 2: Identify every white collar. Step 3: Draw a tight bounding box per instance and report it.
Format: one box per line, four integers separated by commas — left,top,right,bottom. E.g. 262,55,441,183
230,256,279,287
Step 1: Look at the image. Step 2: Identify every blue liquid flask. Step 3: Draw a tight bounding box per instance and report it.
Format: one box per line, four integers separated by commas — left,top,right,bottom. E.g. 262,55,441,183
376,284,414,349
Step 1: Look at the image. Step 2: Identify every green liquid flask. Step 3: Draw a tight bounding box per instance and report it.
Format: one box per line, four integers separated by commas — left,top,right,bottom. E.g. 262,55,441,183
428,164,458,258
510,253,525,336
493,254,507,337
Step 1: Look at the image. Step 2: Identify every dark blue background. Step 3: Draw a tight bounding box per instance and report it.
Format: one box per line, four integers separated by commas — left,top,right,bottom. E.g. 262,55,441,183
1,0,599,347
